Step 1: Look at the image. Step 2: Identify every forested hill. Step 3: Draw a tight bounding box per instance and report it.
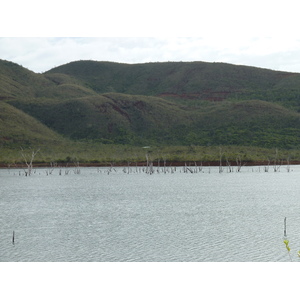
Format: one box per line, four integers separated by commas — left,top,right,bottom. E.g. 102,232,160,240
1,59,300,151
46,60,300,106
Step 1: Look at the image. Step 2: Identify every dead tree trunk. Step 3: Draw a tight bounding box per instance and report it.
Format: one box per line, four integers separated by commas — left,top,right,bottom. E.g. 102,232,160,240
273,149,281,172
163,158,167,174
73,161,81,174
146,154,149,174
219,147,223,173
127,161,131,174
236,155,243,172
264,159,270,172
20,148,40,176
286,156,291,172
226,159,232,173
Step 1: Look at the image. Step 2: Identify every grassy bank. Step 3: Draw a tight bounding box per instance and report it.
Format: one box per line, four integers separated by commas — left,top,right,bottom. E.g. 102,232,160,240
1,143,299,167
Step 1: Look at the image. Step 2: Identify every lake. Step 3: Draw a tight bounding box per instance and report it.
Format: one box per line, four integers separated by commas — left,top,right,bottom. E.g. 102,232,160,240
0,164,299,262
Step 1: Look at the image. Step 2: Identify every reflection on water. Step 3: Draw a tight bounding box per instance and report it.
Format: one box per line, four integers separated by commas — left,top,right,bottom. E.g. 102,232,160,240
1,165,300,261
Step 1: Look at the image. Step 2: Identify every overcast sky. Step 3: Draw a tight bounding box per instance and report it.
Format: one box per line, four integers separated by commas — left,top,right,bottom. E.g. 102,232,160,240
2,36,300,74
1,0,300,74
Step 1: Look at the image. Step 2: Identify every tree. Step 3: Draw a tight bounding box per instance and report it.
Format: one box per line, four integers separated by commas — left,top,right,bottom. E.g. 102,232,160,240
20,147,40,176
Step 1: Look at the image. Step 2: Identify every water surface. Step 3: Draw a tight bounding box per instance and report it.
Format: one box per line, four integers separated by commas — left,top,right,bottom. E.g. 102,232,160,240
1,165,299,261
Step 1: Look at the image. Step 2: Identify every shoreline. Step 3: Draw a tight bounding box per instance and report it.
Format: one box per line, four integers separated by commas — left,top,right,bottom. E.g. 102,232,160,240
1,160,299,169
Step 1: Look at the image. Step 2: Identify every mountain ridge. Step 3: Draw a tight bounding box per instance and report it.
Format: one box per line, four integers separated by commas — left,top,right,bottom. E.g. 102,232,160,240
1,59,300,163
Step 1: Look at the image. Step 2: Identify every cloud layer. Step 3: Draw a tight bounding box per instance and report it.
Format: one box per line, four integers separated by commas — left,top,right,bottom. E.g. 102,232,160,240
1,0,300,73
1,37,300,74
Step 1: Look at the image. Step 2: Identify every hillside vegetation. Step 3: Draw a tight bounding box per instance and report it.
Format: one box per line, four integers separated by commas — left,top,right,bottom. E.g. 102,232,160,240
1,59,300,164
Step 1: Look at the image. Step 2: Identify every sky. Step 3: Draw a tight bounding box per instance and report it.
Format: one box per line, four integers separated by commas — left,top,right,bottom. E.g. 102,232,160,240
2,36,300,74
2,0,300,74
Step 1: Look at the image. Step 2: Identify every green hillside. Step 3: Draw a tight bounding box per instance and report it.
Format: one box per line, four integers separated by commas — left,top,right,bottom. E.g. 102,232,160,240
1,59,300,164
46,60,300,110
0,101,69,165
0,59,53,98
0,101,63,145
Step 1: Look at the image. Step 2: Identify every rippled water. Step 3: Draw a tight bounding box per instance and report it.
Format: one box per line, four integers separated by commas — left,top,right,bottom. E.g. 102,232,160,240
1,165,300,261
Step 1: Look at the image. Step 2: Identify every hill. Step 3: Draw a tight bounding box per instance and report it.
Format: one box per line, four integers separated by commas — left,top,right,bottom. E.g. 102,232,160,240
1,59,300,164
46,60,300,110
